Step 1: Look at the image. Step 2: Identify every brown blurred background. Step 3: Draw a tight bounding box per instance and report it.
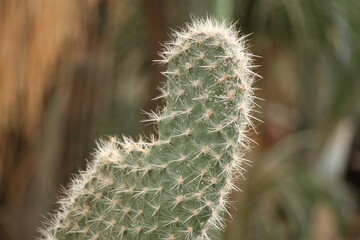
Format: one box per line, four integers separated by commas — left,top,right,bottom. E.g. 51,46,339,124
1,0,360,239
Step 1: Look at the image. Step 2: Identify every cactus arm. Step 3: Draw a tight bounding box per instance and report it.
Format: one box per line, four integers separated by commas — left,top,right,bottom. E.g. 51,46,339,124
39,17,258,240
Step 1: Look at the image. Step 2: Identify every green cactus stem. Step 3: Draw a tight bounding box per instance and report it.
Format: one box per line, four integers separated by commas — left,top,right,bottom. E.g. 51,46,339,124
39,17,259,240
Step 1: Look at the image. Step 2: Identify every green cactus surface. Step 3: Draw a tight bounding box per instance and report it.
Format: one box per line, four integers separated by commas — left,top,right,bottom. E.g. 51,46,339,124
40,18,258,240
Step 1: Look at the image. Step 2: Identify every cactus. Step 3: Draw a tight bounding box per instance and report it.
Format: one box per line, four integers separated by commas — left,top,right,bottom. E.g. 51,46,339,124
40,17,258,240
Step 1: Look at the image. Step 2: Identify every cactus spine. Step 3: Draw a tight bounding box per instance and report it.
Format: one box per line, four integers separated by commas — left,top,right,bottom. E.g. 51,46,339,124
40,17,258,240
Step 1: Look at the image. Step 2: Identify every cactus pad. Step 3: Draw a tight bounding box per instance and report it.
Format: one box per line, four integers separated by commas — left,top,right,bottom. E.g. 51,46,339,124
40,17,258,240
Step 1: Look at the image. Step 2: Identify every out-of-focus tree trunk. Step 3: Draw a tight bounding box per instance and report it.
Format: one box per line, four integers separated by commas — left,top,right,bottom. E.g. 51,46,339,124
0,1,129,239
142,0,166,135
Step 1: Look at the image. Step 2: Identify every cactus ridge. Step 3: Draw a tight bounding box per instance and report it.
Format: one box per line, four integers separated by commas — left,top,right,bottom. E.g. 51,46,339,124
40,17,258,240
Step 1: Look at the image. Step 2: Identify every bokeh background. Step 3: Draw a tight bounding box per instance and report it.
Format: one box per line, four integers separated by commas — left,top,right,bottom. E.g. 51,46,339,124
1,0,360,239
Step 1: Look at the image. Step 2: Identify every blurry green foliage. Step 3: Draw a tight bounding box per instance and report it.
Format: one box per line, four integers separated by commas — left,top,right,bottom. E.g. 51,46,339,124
235,0,360,126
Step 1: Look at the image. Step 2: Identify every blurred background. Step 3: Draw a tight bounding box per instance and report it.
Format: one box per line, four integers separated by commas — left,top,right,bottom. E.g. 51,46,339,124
1,0,360,239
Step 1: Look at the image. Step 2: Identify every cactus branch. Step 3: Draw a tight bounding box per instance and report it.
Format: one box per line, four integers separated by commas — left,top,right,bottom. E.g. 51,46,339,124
39,17,259,240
